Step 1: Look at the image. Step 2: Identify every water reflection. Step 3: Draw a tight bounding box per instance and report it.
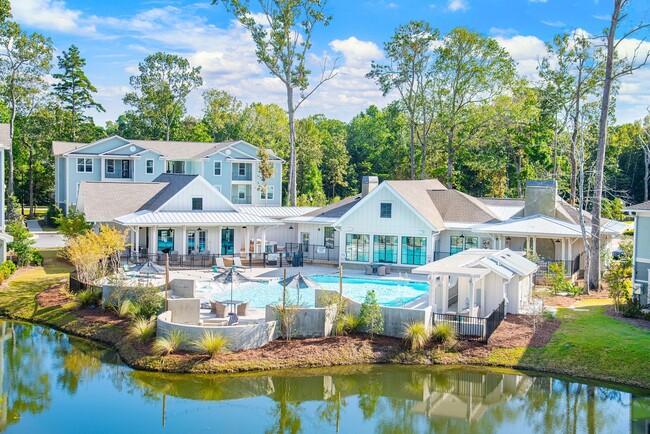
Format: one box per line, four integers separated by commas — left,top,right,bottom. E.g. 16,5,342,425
0,319,646,434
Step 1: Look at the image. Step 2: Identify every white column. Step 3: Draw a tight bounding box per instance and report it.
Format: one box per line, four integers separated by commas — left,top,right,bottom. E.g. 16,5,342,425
469,277,476,313
217,226,223,255
568,240,573,261
338,229,344,266
261,228,267,254
134,227,140,255
100,157,105,181
532,237,537,254
181,226,187,255
561,239,566,261
245,227,250,254
442,275,449,313
150,226,157,254
428,276,436,310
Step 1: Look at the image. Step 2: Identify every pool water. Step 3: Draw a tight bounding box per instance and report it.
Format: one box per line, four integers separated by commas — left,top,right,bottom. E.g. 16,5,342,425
197,275,429,308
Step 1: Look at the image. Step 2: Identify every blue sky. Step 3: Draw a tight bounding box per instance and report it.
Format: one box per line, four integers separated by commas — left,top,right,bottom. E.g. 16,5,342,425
10,0,650,126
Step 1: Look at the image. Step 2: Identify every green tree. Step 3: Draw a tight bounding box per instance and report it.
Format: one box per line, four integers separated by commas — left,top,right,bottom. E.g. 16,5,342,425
368,20,438,180
55,208,92,238
257,146,275,206
171,116,212,142
202,89,246,141
215,0,337,206
52,45,104,142
358,290,383,339
123,52,202,141
432,27,516,188
0,20,53,196
7,219,37,266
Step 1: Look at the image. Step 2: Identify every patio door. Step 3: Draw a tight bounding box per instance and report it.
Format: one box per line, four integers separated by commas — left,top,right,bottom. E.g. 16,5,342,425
301,232,309,252
188,230,206,254
221,228,234,255
121,160,130,178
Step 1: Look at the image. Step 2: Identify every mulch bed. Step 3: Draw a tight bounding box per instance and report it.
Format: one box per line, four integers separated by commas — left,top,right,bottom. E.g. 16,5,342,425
545,290,610,308
457,314,561,357
36,282,74,308
604,306,650,330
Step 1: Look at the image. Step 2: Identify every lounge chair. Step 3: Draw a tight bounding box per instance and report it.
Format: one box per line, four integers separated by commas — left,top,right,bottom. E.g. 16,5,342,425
377,265,387,276
237,302,249,316
365,265,374,275
214,257,225,270
384,265,391,274
233,257,244,268
266,253,278,266
210,301,227,318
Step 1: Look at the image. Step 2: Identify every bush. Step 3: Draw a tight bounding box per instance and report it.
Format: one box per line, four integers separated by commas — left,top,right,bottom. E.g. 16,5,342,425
0,260,17,279
105,284,163,319
7,220,38,266
547,262,569,295
193,331,229,358
402,322,430,351
116,299,138,319
5,196,22,223
77,288,102,307
431,323,457,345
55,208,93,238
335,312,359,336
152,330,185,356
358,290,383,339
128,317,156,343
45,204,63,227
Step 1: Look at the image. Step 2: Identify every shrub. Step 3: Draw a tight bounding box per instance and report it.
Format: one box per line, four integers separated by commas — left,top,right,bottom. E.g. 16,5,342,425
45,204,63,227
5,196,22,223
623,298,643,318
547,262,568,295
194,331,229,358
358,290,383,339
431,323,457,345
128,317,156,343
105,283,163,319
605,260,632,312
116,299,138,319
152,330,185,356
7,220,38,266
0,260,16,279
77,288,102,307
55,208,93,238
335,313,359,336
402,322,430,351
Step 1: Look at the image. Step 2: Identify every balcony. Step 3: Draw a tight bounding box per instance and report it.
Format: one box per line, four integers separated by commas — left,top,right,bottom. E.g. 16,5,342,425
231,194,252,204
232,163,252,181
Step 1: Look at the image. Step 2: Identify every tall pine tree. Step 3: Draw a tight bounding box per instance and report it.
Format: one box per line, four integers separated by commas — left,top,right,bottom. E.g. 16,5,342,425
52,45,104,142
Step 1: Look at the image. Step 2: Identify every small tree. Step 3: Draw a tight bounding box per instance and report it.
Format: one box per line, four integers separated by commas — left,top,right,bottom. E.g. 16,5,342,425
257,147,275,207
6,220,37,266
358,290,383,339
5,196,22,223
55,208,92,238
62,224,126,284
547,262,567,295
605,259,632,313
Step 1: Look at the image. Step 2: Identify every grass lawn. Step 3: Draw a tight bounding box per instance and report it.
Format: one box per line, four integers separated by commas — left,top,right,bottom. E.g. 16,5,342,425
495,299,650,388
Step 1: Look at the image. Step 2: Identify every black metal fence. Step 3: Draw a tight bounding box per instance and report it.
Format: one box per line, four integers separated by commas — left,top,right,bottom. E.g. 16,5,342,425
285,243,340,263
533,253,583,284
119,252,292,269
432,299,506,343
69,273,101,293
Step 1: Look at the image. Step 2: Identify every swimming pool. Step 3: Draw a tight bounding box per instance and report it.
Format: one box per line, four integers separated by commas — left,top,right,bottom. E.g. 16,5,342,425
196,275,428,308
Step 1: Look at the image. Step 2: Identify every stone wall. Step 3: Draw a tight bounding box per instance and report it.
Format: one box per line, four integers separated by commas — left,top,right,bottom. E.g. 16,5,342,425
157,311,276,351
264,303,337,338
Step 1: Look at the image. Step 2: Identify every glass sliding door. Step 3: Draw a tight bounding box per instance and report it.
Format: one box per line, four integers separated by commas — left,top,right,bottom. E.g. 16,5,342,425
345,234,369,262
401,236,427,265
188,230,206,254
157,229,174,254
221,228,234,255
450,236,464,255
373,235,398,263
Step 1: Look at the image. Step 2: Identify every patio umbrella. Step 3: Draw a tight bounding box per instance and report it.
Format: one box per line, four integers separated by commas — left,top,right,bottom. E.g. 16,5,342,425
130,261,165,275
278,272,318,305
213,266,251,303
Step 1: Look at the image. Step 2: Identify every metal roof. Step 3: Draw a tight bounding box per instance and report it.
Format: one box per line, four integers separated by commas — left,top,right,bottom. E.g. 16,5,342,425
479,198,525,220
115,211,281,226
413,248,537,278
237,206,319,218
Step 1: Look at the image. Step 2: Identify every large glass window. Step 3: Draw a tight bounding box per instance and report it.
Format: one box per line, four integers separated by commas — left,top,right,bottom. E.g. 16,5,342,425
106,160,115,173
324,227,335,249
450,236,464,255
261,185,274,200
157,229,174,253
465,236,479,249
77,158,92,172
345,234,369,262
401,236,427,265
373,235,398,263
380,203,392,218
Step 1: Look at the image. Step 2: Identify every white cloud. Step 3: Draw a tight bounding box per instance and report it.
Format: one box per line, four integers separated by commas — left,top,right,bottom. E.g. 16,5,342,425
540,20,566,28
446,0,468,12
494,34,547,79
490,27,518,37
11,0,97,35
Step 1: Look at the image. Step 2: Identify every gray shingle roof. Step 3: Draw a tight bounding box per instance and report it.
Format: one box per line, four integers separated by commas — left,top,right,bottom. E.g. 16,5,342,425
0,124,10,149
139,174,198,211
385,179,447,229
428,190,500,223
303,194,363,219
78,182,168,222
625,201,650,211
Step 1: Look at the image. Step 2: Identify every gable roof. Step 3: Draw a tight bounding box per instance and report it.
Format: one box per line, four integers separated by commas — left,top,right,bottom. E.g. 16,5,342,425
625,201,650,212
428,190,500,224
412,248,538,278
138,174,199,211
384,180,447,229
0,124,10,149
283,195,363,224
479,198,525,220
77,182,168,222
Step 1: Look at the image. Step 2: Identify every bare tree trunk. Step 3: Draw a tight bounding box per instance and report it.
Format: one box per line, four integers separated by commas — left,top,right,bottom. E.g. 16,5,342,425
589,0,622,291
287,84,297,206
553,114,558,180
28,144,34,218
7,92,16,198
570,71,582,205
446,129,454,188
420,120,427,180
409,123,415,180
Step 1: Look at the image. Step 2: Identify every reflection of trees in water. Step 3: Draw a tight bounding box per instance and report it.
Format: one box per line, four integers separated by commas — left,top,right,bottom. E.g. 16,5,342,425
53,338,103,394
265,377,302,434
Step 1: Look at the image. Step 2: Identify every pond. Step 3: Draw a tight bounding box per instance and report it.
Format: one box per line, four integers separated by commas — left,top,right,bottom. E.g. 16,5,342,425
1,319,648,433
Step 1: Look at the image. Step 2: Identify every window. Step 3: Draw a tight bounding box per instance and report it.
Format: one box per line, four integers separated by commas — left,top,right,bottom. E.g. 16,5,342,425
465,236,479,250
373,235,398,263
166,161,185,174
146,159,154,174
238,190,246,200
261,185,274,200
106,160,115,174
192,197,203,210
157,229,174,253
450,236,464,255
324,227,335,249
345,234,370,262
188,230,206,254
401,236,427,265
214,161,222,176
239,163,246,176
77,158,92,173
380,203,392,218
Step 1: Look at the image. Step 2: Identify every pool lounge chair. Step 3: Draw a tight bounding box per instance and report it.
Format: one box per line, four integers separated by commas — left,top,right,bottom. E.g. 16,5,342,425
365,265,374,275
228,313,239,326
377,265,387,276
233,257,244,268
266,253,278,266
210,301,227,318
237,302,249,316
214,257,226,270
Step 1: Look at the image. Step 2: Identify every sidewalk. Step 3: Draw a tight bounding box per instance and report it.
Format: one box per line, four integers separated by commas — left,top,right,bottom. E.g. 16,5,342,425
26,219,66,249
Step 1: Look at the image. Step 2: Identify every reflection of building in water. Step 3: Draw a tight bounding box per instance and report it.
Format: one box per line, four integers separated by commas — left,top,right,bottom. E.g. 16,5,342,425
0,322,13,431
631,395,650,434
411,370,535,422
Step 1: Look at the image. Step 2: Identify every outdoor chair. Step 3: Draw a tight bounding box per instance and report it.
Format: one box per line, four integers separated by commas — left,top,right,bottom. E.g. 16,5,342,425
237,302,249,316
377,265,387,276
214,257,226,269
211,301,227,318
233,257,244,268
365,265,374,275
266,253,278,266
384,265,391,274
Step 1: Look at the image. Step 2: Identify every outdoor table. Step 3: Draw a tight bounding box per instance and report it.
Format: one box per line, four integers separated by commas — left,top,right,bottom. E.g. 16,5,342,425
222,299,244,314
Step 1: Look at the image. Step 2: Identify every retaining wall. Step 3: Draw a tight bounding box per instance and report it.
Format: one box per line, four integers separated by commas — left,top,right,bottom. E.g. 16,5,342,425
157,311,277,351
169,279,196,298
167,298,201,325
264,303,338,338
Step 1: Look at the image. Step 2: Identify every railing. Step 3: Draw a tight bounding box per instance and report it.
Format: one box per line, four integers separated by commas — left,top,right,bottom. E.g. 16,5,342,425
432,299,506,343
285,243,340,263
119,252,287,269
533,253,583,284
69,273,101,293
230,195,252,204
232,173,253,181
